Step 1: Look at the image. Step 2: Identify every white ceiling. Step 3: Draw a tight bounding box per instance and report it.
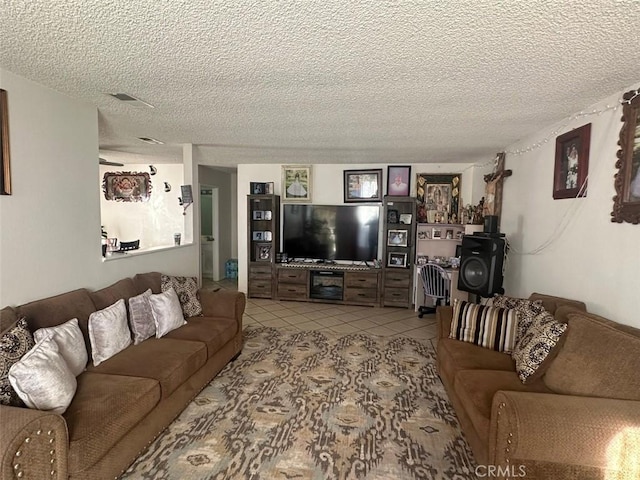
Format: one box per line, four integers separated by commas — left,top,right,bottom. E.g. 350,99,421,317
1,1,639,166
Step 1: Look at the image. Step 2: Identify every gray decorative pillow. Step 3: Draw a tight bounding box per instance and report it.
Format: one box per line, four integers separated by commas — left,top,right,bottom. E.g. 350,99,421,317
88,299,132,366
9,334,77,414
149,288,187,338
512,311,568,383
161,275,203,318
1,318,35,406
493,295,546,341
128,289,155,344
34,318,88,376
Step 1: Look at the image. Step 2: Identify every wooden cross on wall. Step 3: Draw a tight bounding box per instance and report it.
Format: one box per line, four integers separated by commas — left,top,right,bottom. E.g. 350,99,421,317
483,152,512,218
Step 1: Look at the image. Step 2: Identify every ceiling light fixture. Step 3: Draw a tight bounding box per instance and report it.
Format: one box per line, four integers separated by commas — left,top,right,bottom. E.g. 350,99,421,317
138,137,164,145
107,93,155,108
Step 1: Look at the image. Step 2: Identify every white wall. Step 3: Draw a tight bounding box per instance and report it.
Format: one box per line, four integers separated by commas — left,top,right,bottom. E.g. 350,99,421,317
0,69,198,307
100,163,184,248
236,162,485,292
501,83,640,326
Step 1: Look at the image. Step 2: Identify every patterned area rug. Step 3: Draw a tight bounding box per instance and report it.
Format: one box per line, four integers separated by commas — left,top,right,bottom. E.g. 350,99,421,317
122,327,476,479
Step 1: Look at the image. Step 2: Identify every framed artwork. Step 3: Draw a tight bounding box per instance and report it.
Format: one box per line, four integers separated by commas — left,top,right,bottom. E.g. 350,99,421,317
418,230,430,240
416,174,461,223
612,89,640,223
344,169,383,203
432,228,442,239
387,229,408,247
553,123,591,199
102,172,152,202
387,209,399,224
282,166,311,202
445,229,454,239
416,254,429,266
399,213,412,224
0,89,11,195
387,252,408,268
252,231,264,241
252,210,263,220
255,243,272,262
387,165,411,196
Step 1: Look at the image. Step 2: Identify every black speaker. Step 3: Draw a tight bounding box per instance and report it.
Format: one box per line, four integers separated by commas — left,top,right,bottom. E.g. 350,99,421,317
458,235,506,297
484,215,499,233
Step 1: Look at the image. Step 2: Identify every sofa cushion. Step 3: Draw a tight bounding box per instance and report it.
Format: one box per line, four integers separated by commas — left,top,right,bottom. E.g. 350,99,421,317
512,311,567,384
64,372,160,476
17,288,96,353
34,318,88,376
437,337,515,385
128,289,156,344
450,300,518,353
453,369,553,444
0,318,35,406
544,312,640,400
8,334,77,414
164,316,238,358
88,299,132,366
89,277,139,311
493,295,546,340
133,272,162,294
86,338,207,398
149,288,187,337
161,275,203,318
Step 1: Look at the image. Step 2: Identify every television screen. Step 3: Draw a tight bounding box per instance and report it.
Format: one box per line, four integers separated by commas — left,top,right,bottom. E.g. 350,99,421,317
283,204,380,262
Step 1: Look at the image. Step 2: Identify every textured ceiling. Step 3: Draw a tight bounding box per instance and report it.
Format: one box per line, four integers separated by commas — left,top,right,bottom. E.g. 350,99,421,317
1,0,640,166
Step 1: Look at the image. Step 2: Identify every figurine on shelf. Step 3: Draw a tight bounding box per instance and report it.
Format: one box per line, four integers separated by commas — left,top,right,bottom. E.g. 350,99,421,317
417,203,428,223
472,197,485,225
450,212,458,224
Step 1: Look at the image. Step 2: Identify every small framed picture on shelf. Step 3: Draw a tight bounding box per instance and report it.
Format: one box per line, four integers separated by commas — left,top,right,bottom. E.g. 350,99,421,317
387,229,408,247
418,230,430,240
252,231,264,241
255,243,272,262
250,182,265,195
432,228,442,239
456,230,464,240
252,210,263,220
416,254,429,266
387,252,408,268
399,213,412,224
263,210,272,220
387,209,399,224
263,231,273,241
445,229,454,239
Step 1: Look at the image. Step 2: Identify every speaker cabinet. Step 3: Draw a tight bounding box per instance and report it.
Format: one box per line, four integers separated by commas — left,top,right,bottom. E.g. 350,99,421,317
458,235,506,297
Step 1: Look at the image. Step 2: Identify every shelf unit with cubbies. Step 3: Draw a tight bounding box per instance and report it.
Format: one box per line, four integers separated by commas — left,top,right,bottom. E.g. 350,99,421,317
247,194,280,299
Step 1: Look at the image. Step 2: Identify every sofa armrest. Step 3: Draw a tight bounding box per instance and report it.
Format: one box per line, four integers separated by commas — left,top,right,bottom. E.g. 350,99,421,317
0,405,69,480
490,391,640,478
436,306,453,339
199,289,246,322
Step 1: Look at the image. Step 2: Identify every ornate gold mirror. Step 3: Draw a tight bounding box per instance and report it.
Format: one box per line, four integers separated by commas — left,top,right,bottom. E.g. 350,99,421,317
612,88,640,223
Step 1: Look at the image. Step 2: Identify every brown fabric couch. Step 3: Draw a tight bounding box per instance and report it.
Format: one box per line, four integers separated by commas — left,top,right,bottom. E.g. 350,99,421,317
0,272,245,480
437,293,640,479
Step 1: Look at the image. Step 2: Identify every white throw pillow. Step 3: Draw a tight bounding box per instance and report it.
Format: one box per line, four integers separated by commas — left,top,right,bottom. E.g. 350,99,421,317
88,299,132,366
149,288,186,338
128,289,156,344
8,334,77,414
34,318,88,376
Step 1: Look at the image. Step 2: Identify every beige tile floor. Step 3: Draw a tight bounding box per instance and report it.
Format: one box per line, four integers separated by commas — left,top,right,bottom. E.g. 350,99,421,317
203,278,439,346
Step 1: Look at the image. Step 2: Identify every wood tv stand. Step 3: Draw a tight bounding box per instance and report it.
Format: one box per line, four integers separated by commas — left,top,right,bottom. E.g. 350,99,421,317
275,264,382,307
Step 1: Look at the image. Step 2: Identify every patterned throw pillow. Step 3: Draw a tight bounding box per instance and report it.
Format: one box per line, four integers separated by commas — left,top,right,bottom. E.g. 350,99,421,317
161,275,203,318
493,295,546,341
450,300,519,353
1,318,35,406
512,311,568,383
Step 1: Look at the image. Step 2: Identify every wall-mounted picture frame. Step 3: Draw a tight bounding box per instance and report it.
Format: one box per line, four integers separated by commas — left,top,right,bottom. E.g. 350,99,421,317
387,229,408,247
282,165,311,202
387,209,399,224
102,172,152,202
387,165,411,196
553,123,591,200
399,213,412,224
255,243,272,262
612,89,640,224
0,89,11,195
344,169,382,203
387,252,408,268
416,173,461,223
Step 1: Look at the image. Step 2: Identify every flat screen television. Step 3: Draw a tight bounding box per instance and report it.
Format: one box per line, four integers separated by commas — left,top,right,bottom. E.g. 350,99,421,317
282,204,380,262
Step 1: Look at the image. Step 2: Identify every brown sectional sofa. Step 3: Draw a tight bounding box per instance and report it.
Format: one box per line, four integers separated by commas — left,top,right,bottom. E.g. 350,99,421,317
437,293,640,479
0,272,246,480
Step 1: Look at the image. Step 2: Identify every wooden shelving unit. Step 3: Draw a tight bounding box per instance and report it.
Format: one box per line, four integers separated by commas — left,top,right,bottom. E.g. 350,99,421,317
247,194,280,299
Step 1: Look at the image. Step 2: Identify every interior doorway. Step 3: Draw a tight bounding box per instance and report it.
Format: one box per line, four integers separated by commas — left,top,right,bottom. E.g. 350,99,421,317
200,186,220,281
